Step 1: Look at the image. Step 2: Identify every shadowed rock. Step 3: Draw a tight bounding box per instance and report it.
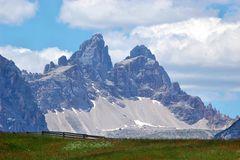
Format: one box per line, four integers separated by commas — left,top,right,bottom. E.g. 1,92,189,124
215,119,240,139
58,55,68,66
0,55,47,132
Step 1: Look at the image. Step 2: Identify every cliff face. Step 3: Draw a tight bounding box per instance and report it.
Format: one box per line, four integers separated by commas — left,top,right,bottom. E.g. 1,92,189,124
0,55,47,132
215,119,240,139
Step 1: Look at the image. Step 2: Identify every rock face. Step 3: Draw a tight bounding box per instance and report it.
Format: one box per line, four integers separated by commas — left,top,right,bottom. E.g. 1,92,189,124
30,65,93,113
0,55,47,132
68,34,113,80
109,45,232,129
58,56,68,66
30,34,113,113
215,119,240,139
127,45,156,60
44,61,56,74
110,45,171,97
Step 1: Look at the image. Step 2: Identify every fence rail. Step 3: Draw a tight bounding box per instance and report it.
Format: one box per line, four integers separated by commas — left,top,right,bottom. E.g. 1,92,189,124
40,131,106,140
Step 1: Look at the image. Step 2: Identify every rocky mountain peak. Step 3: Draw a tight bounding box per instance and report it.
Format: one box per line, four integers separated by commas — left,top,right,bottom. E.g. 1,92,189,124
127,45,156,60
58,55,68,66
69,34,111,66
111,46,171,97
0,55,21,84
68,34,113,80
0,55,18,73
90,33,104,42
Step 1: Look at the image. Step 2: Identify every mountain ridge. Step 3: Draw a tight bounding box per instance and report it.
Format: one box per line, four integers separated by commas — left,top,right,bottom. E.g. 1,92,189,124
30,34,233,132
0,34,234,136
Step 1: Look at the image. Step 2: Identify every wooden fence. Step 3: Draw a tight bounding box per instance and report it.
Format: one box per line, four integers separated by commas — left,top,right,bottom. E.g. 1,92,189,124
40,131,106,140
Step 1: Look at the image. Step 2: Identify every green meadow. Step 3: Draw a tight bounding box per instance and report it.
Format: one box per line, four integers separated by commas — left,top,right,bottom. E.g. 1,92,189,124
0,133,240,160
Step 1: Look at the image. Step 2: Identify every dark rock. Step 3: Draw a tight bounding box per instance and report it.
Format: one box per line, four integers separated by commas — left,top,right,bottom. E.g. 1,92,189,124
0,55,47,132
44,61,56,74
111,49,171,97
215,119,240,139
58,56,68,66
127,45,156,60
43,64,50,74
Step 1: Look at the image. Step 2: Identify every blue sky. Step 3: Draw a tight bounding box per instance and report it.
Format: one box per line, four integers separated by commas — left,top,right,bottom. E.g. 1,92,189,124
0,1,92,51
0,0,240,118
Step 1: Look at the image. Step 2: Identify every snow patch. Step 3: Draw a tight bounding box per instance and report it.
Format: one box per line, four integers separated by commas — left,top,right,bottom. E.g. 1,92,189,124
152,100,161,105
134,120,165,128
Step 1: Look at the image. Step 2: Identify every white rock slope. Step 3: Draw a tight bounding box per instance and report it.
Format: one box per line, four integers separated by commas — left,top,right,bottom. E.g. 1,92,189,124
45,97,210,135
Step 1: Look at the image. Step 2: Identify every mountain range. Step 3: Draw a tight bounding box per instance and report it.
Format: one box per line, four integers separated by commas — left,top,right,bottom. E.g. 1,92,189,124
0,34,236,138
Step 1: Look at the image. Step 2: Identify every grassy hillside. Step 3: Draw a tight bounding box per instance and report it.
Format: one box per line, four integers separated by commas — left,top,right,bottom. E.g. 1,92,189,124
0,133,240,160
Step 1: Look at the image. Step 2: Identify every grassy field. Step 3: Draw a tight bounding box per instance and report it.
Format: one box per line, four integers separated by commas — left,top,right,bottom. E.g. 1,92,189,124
0,133,240,160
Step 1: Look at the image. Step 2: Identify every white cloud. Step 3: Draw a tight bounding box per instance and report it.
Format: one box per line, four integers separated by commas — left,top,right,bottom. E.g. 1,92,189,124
103,17,240,102
0,0,37,25
59,0,218,29
105,18,240,67
0,46,72,73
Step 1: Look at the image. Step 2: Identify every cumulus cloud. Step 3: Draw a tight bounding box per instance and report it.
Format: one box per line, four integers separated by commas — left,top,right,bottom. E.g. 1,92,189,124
105,18,240,67
59,0,219,29
0,46,72,73
103,17,240,102
0,0,37,25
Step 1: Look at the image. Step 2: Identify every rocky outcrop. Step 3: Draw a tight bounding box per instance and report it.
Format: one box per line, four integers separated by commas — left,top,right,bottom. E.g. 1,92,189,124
44,61,56,74
110,45,171,97
127,45,156,60
30,65,93,113
68,34,113,80
58,55,68,66
0,55,47,132
22,70,43,81
30,65,94,113
215,119,240,139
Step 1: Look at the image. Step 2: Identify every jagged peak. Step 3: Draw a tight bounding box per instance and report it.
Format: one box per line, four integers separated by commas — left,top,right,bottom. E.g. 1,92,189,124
78,33,104,51
0,54,12,64
0,54,19,72
91,33,103,40
127,45,156,60
58,55,68,66
68,33,113,80
69,33,109,63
